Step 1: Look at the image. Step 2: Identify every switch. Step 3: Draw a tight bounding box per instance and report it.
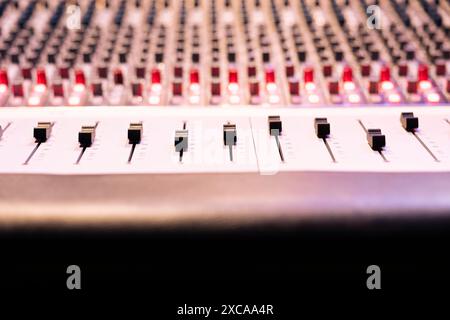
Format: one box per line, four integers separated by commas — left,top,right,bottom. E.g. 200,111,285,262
79,125,96,147
33,122,52,143
223,123,237,146
268,116,282,136
174,130,188,152
367,129,385,151
400,112,419,132
128,122,143,144
314,118,330,138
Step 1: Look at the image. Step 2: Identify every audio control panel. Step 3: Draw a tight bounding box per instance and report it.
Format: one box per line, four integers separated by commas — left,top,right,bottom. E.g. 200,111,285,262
0,106,449,175
0,0,450,108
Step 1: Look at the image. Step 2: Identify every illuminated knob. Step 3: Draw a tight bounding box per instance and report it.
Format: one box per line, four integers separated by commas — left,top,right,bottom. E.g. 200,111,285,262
342,66,353,83
0,68,9,88
36,68,47,86
151,68,161,84
418,64,429,82
380,65,390,82
303,67,314,83
228,68,238,84
75,69,86,85
189,68,199,86
265,67,275,84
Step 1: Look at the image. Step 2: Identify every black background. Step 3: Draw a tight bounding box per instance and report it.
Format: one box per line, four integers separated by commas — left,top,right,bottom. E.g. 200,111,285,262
1,218,450,317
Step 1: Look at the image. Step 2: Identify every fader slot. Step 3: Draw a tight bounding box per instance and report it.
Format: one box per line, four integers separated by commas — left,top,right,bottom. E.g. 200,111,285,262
358,119,388,162
23,122,53,165
127,122,143,163
0,122,12,139
76,122,99,165
400,112,439,162
268,116,284,162
314,117,336,163
174,122,188,163
223,123,237,162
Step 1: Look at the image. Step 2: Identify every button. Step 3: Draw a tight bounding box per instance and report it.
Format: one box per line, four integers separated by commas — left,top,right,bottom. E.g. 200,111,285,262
21,66,33,80
33,122,52,143
328,80,339,95
223,123,237,146
128,122,143,144
113,69,124,85
398,62,408,77
367,129,385,151
172,80,183,96
303,67,314,83
131,82,143,97
0,68,8,86
249,79,259,97
12,81,24,97
361,63,371,77
75,69,86,85
36,68,47,86
289,78,299,95
322,64,333,77
211,80,221,96
342,66,353,83
407,79,418,94
400,112,418,132
79,125,96,148
314,118,330,138
52,81,64,97
369,80,379,94
268,116,282,136
285,62,295,77
135,65,146,79
418,64,429,81
97,65,108,79
91,82,103,96
435,60,446,76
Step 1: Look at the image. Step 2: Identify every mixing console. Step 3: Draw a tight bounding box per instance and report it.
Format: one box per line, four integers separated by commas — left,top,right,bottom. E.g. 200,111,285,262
0,0,449,108
0,0,449,219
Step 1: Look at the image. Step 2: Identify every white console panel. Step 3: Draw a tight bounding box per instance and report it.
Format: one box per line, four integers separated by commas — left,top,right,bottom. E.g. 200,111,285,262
0,106,449,174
